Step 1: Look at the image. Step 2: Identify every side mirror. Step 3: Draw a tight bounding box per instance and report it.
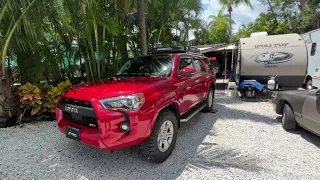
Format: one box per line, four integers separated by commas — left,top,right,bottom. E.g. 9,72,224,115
180,67,196,77
316,90,320,98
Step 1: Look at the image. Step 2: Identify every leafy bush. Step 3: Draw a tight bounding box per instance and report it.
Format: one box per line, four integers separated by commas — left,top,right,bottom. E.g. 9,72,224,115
17,80,72,116
18,82,42,115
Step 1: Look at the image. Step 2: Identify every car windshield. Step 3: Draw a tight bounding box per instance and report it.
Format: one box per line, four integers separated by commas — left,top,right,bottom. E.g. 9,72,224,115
116,55,174,77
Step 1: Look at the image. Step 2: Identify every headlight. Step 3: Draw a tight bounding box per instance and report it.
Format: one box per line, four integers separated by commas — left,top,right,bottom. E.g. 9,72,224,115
99,93,145,111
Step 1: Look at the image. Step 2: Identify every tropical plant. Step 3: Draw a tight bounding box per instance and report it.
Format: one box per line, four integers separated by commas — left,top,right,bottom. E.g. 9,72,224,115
208,8,235,43
219,0,253,42
17,80,72,124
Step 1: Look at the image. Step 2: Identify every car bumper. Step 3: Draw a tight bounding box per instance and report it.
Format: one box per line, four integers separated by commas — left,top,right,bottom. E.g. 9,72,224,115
56,98,156,151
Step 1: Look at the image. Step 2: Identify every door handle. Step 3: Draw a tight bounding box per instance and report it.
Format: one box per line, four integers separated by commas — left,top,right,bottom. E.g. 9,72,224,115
195,79,200,83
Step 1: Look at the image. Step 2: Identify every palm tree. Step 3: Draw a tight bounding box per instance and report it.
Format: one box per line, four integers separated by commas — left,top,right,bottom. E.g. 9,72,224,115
137,0,148,55
208,8,235,43
219,0,253,42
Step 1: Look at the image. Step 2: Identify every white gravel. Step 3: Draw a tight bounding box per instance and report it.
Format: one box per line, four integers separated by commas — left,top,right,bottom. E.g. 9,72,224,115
1,94,320,180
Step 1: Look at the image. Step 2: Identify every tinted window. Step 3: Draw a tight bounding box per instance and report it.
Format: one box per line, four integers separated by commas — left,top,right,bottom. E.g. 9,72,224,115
117,55,174,77
193,58,204,73
179,56,194,71
311,43,317,56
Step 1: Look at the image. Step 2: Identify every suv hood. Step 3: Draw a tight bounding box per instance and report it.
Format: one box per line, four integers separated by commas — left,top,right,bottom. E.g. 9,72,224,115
66,76,168,99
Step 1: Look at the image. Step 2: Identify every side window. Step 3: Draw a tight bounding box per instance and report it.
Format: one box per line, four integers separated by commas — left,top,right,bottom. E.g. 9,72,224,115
193,58,204,73
311,42,317,56
179,56,194,72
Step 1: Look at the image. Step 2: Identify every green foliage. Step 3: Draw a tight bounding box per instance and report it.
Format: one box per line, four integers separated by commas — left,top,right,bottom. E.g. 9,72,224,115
17,80,72,116
18,82,43,115
207,8,234,43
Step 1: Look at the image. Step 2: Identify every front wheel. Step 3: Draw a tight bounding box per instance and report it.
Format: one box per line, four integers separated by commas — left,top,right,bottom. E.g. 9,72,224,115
138,110,178,163
202,87,214,112
282,104,297,130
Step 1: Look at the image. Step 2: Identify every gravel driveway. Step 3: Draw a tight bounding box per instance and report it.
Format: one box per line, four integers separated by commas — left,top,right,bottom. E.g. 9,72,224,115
1,94,320,180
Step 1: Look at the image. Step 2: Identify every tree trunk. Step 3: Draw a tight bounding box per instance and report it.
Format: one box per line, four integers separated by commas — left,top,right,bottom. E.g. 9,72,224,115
0,64,18,123
93,23,101,79
137,0,147,55
228,7,232,43
266,0,277,23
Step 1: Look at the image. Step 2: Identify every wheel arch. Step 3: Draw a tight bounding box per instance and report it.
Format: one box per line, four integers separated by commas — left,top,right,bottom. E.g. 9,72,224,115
161,103,181,128
303,75,312,85
277,100,293,114
144,101,181,140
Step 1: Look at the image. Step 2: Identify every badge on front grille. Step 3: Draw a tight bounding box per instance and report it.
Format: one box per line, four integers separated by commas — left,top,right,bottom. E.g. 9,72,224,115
89,123,97,128
65,106,79,113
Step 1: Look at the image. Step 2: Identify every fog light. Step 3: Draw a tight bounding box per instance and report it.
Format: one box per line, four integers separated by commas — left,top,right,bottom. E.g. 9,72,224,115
120,121,130,132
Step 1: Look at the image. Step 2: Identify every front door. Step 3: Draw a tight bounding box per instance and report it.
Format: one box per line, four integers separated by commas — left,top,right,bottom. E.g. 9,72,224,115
302,90,320,135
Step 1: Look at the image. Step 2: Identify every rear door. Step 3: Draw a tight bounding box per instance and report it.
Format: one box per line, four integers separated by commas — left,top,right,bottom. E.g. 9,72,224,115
176,55,198,114
192,57,207,103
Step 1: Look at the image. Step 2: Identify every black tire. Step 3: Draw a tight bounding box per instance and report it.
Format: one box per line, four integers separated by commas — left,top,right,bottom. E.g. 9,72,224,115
202,87,214,112
138,110,178,163
282,104,297,130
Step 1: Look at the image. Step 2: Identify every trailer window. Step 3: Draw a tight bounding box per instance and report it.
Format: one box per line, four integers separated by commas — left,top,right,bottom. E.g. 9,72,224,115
311,43,317,56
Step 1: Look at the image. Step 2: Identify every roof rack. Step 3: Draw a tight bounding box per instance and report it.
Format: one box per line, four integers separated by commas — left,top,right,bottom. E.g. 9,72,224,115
149,46,204,56
149,46,187,54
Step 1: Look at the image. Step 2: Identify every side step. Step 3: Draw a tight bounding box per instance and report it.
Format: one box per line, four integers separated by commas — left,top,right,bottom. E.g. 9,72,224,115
180,103,207,123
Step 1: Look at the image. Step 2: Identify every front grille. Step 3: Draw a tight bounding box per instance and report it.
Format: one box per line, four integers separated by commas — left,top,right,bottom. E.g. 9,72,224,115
63,111,98,129
61,98,92,108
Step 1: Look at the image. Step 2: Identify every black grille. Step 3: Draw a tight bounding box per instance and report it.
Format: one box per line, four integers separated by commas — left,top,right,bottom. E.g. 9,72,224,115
61,98,92,108
63,111,98,129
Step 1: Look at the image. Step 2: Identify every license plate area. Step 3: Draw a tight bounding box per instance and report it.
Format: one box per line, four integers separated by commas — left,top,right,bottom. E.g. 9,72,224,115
66,126,81,141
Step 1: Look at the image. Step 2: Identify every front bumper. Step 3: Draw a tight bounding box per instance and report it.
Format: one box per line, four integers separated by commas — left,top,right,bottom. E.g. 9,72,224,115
56,97,155,151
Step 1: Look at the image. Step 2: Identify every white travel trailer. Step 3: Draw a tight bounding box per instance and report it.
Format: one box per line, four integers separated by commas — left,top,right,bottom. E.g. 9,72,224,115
301,28,320,89
233,32,308,90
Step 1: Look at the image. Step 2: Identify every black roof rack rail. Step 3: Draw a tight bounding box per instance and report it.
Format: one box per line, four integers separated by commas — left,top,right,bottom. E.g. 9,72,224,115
149,46,205,56
149,46,187,54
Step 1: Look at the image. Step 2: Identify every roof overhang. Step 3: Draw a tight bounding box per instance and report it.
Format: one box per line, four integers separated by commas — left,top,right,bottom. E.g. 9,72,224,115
200,43,236,54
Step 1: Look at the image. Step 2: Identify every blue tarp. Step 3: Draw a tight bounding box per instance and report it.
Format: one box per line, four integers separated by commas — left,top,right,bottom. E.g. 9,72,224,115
239,81,264,91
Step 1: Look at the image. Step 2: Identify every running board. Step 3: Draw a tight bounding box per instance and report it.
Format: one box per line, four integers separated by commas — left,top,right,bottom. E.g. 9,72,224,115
180,103,207,123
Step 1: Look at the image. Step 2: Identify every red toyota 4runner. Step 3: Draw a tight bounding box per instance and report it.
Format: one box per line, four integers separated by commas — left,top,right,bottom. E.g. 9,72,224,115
56,46,216,163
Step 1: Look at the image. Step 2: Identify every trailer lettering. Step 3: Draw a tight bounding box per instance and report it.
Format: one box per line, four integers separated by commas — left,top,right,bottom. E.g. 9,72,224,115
255,43,289,48
255,44,272,48
274,43,289,48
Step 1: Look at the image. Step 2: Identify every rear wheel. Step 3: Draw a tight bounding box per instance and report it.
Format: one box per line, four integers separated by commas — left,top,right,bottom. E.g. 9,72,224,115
202,87,214,112
138,110,178,163
282,104,297,130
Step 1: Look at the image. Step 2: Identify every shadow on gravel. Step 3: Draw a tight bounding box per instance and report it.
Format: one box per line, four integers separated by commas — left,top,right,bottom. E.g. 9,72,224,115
276,115,320,148
214,103,278,125
186,145,263,172
291,130,320,148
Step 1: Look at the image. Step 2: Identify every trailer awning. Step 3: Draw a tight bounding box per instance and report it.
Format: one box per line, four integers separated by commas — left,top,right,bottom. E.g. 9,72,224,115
200,43,236,54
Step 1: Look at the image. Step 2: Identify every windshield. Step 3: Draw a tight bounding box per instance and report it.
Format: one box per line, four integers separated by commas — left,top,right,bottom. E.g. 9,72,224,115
116,55,174,77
